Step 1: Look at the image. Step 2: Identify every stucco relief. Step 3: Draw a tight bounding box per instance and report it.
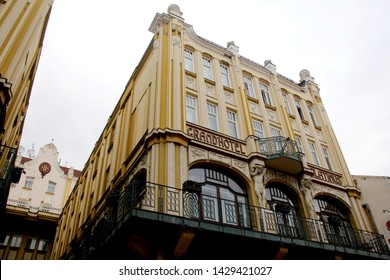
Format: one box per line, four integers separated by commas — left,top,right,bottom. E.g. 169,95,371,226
209,151,231,166
264,170,299,193
267,110,276,122
153,40,159,50
180,146,188,185
168,143,175,187
232,159,250,179
248,102,259,115
225,92,233,105
206,84,215,97
186,76,195,90
188,146,208,164
171,36,181,46
311,182,351,207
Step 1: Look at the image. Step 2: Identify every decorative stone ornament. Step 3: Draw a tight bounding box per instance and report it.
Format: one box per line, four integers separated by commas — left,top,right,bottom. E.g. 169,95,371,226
39,162,51,178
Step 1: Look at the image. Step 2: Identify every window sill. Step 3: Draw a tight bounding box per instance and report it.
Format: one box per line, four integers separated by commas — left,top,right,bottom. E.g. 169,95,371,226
247,96,259,103
223,85,234,93
265,104,277,111
185,70,197,78
314,125,322,131
204,78,216,86
301,119,309,125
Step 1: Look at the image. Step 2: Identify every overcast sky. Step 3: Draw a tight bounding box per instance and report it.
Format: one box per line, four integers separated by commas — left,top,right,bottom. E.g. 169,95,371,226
20,0,390,176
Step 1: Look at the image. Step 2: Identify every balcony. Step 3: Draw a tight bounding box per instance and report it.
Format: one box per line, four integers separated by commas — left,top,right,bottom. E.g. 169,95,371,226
76,181,390,259
258,136,303,175
0,145,20,214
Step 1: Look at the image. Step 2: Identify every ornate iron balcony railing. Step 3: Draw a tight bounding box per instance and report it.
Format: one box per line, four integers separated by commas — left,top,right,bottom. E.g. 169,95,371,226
0,145,18,214
77,180,390,259
258,136,301,161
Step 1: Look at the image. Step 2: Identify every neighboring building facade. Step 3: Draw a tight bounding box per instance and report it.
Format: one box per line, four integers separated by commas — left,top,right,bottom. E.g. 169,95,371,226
353,175,390,251
52,5,389,260
0,142,80,259
0,0,54,218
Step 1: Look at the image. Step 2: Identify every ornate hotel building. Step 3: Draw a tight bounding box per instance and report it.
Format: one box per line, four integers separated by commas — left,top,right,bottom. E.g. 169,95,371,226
0,0,54,219
52,5,389,260
1,143,80,259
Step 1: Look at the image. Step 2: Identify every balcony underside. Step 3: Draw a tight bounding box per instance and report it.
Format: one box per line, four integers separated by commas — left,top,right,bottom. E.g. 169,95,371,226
83,209,390,260
264,157,303,176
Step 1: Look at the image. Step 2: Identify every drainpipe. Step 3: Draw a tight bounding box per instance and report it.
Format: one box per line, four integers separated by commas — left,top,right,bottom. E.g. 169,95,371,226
362,203,379,233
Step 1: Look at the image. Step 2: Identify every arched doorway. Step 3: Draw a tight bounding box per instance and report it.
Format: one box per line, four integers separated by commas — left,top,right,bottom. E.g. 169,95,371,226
265,183,304,237
188,167,250,227
314,195,355,246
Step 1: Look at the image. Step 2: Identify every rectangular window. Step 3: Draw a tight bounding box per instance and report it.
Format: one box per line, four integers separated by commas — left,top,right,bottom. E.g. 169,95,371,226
295,136,303,153
308,141,320,166
270,127,281,137
207,103,218,131
37,239,49,252
243,75,256,98
47,181,56,193
220,64,230,87
26,237,37,250
322,146,333,170
271,127,282,151
282,93,293,114
10,235,23,248
253,120,264,139
184,49,194,72
24,177,34,189
295,99,306,120
0,234,10,246
307,104,318,126
260,83,272,105
203,57,213,80
186,95,197,124
227,111,238,138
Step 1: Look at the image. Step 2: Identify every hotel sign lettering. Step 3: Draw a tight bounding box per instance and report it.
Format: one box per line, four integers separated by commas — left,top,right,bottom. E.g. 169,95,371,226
187,125,245,155
311,166,343,186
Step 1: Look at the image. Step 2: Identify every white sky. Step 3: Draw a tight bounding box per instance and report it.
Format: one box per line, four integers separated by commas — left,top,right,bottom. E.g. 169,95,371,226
20,0,390,176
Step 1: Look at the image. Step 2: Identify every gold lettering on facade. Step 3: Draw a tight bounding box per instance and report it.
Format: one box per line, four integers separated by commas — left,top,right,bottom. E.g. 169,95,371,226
187,126,245,155
311,166,343,186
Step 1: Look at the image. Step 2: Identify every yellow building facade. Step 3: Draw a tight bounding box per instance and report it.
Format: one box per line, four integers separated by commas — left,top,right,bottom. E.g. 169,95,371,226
0,0,53,217
52,5,389,260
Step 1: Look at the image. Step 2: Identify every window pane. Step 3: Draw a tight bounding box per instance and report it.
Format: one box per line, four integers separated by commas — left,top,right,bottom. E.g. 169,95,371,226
186,95,197,123
260,83,272,105
227,111,238,138
184,49,194,72
207,103,218,131
47,181,56,193
243,75,255,98
203,57,213,80
220,64,230,87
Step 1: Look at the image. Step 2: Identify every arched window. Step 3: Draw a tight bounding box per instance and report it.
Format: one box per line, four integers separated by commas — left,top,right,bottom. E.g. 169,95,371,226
188,167,249,227
314,196,354,246
266,184,303,237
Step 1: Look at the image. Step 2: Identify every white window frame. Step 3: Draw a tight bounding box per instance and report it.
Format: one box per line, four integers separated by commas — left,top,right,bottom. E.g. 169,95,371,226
295,99,306,120
220,64,230,87
243,75,256,98
184,49,194,72
47,181,56,193
253,120,264,139
307,103,318,126
322,146,333,170
282,93,293,114
260,83,272,105
295,136,304,153
308,141,320,166
24,177,34,189
10,235,23,247
227,110,238,138
207,103,219,131
203,57,213,80
186,95,198,124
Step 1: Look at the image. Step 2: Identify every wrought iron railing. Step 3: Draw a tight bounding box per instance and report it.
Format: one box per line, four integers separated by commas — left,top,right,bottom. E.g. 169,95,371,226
258,136,301,161
0,145,18,214
78,180,390,258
